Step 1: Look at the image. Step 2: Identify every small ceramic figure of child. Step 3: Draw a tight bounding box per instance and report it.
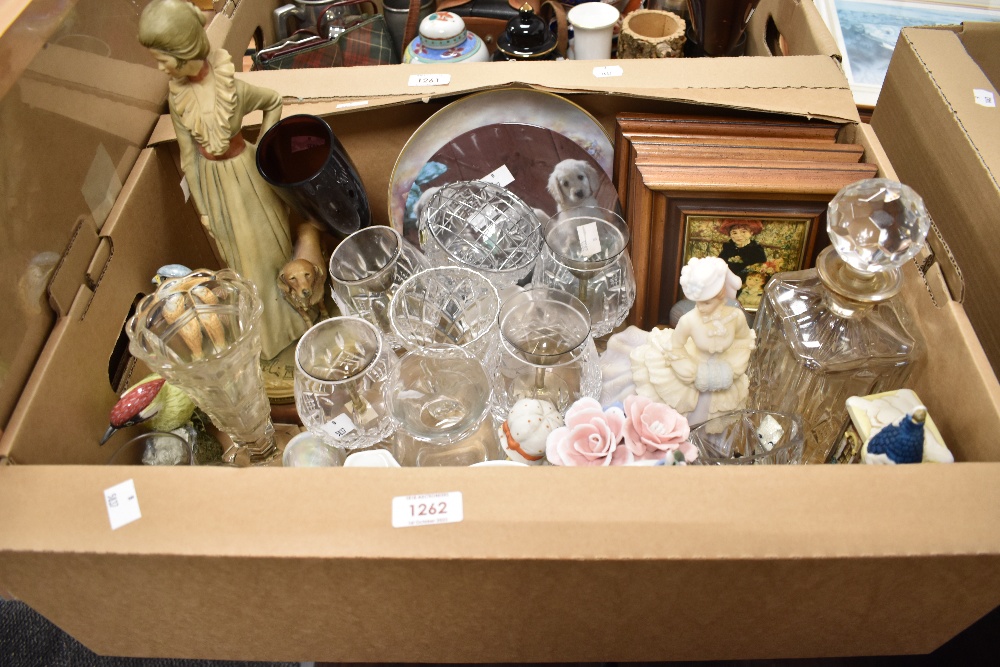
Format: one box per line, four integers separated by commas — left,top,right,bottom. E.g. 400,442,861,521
631,257,756,425
716,219,767,287
737,271,766,310
139,0,307,361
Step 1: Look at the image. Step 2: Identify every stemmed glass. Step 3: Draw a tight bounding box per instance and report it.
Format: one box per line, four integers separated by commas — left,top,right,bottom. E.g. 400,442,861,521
493,286,601,420
294,317,398,451
532,206,635,337
329,225,429,349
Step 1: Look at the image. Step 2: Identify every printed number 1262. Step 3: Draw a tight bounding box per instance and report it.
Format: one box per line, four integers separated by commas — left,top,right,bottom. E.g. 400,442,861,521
411,501,447,517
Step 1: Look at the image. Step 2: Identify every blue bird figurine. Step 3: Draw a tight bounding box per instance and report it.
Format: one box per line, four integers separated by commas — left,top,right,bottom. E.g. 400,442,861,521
862,407,927,465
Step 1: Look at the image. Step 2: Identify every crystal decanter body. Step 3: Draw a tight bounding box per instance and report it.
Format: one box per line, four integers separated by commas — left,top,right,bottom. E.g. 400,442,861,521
748,263,921,464
747,178,932,465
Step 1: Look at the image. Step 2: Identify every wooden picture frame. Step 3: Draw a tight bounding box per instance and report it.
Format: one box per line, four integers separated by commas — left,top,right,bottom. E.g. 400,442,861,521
612,113,843,200
666,198,827,314
625,160,876,328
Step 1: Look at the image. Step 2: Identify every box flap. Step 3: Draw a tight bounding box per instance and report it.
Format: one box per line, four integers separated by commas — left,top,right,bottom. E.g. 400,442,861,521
0,0,241,433
872,26,1000,371
958,21,1000,90
747,0,841,58
0,148,219,464
147,56,858,146
1,464,1000,661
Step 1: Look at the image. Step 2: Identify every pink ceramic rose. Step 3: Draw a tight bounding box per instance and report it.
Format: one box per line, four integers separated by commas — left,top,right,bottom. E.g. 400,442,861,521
545,397,631,466
622,395,698,463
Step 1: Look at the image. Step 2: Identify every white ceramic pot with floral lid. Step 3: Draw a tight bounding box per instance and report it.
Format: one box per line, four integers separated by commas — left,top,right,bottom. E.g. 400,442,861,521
403,11,490,63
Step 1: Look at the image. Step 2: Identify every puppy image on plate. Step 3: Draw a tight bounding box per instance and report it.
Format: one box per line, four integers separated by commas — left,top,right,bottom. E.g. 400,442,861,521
278,225,329,327
547,158,600,212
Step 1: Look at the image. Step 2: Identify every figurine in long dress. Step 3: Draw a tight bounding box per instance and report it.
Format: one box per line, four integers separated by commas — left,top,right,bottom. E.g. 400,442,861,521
631,257,756,425
139,0,307,360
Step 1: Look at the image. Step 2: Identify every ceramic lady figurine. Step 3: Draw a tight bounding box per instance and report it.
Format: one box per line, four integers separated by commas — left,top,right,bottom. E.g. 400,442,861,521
631,257,756,425
139,0,307,361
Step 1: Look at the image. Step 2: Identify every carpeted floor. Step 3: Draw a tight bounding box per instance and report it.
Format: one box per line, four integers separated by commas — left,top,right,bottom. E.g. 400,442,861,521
0,600,297,667
2,598,997,666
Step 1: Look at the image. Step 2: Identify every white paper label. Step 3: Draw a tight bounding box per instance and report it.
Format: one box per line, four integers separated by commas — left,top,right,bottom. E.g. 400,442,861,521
480,164,515,188
320,413,357,440
392,492,463,528
593,65,624,78
336,100,369,109
104,479,141,530
577,222,602,257
408,73,451,87
974,88,996,107
180,176,190,203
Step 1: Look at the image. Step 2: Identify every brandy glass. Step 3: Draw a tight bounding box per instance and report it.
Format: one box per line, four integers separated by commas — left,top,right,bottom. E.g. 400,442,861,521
329,225,429,349
389,267,501,373
386,346,501,466
532,206,635,337
494,286,601,419
418,180,542,288
126,269,278,465
294,317,398,451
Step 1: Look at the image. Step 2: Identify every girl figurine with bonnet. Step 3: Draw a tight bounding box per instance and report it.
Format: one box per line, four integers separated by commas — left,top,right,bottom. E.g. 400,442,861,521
139,0,307,361
631,257,756,425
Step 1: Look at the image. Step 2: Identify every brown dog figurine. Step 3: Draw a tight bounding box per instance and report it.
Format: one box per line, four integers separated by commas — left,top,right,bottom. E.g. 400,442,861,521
278,224,329,327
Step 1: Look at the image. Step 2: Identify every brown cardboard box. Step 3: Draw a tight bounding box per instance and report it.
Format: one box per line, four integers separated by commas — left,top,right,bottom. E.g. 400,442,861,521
4,2,1000,664
872,23,1000,375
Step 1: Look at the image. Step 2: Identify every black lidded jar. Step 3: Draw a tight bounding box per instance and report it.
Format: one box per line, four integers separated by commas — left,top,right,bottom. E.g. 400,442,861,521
493,5,560,61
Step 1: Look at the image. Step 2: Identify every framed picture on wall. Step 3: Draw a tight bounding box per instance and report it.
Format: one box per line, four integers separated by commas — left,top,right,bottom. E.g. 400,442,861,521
815,0,1000,107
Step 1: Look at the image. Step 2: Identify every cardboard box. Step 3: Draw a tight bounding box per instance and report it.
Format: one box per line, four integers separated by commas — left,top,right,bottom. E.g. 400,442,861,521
871,23,1000,376
4,2,1000,664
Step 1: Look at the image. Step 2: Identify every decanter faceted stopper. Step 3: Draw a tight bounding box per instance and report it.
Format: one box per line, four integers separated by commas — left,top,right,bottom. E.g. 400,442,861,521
827,178,931,274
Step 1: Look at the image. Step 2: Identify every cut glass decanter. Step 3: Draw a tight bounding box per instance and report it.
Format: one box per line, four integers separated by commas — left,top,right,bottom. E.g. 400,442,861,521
748,179,931,464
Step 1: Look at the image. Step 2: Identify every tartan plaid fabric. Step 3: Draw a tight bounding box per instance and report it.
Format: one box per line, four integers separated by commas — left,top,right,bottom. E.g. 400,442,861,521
254,15,399,71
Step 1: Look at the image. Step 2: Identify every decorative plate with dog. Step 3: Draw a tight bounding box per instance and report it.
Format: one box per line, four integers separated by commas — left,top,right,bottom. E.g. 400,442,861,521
389,88,614,245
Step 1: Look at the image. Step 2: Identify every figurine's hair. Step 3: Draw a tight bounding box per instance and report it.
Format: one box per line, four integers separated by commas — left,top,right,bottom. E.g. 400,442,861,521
139,0,210,64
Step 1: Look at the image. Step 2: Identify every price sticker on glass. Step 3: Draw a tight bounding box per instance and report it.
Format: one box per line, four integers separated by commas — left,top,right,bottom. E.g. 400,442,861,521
392,492,464,528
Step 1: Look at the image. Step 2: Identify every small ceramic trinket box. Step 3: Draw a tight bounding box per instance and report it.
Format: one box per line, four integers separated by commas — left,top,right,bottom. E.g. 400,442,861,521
831,388,954,465
404,12,490,64
498,398,564,465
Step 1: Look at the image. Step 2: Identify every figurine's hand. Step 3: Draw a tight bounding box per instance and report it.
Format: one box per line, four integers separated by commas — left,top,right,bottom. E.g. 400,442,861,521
694,359,734,392
200,214,210,229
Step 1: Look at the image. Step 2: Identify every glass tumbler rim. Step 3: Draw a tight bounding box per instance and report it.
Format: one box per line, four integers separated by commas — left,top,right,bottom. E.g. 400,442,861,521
328,225,403,286
691,409,805,464
294,315,384,385
389,266,501,352
541,206,630,269
498,286,593,361
108,431,194,466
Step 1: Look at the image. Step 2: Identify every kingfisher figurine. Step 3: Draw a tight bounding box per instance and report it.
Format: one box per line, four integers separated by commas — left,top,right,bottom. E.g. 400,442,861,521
862,407,927,465
101,374,196,445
